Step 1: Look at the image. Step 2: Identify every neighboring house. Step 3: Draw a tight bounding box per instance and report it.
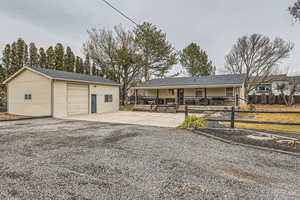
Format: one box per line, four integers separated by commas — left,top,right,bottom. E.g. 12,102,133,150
250,74,300,96
3,66,120,118
131,74,246,110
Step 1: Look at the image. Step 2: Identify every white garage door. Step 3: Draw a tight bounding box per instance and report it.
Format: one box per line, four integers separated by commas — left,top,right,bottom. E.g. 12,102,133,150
67,84,89,115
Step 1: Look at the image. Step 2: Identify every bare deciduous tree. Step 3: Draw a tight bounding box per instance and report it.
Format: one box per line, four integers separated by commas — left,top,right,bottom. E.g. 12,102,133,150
225,34,294,97
83,25,142,105
289,0,300,21
276,76,300,106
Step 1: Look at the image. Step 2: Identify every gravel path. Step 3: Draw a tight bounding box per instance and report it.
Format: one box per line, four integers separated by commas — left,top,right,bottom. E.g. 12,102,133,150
0,118,299,199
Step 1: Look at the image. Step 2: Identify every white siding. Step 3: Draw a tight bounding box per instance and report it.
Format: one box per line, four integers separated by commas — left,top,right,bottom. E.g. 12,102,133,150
8,70,51,116
89,84,119,113
53,80,67,118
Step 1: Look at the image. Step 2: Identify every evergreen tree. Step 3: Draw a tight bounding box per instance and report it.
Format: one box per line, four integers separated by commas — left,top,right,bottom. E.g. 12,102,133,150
2,44,11,73
9,42,19,76
64,47,75,72
16,38,28,68
92,62,97,75
84,54,91,75
134,22,177,80
29,42,39,67
39,48,47,68
54,43,64,70
24,43,29,67
46,46,55,69
180,43,215,77
0,64,5,82
75,56,84,73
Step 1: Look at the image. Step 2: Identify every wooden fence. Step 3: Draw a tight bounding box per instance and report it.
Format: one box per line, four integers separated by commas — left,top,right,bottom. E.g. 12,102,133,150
184,105,300,128
248,95,300,105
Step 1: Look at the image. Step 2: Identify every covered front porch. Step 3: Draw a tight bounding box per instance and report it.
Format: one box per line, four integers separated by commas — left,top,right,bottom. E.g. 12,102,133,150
132,87,241,107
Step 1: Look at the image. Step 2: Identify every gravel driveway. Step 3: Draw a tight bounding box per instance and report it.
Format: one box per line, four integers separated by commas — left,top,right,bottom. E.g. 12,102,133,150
0,118,299,199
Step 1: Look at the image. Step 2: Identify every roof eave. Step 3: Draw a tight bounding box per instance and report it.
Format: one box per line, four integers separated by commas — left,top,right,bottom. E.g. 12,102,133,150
53,78,120,86
3,67,53,84
3,66,120,86
132,83,244,89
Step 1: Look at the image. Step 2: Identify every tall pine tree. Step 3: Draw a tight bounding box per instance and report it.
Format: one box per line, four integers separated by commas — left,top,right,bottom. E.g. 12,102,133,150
39,48,47,68
180,43,215,77
54,43,64,70
46,46,55,69
16,38,28,68
29,42,39,67
9,42,19,76
75,56,84,73
84,54,91,75
92,62,97,76
2,44,11,74
64,47,75,72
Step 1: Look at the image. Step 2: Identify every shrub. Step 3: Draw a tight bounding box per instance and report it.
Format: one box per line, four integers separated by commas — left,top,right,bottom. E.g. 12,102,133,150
179,115,208,129
239,104,248,111
248,104,256,111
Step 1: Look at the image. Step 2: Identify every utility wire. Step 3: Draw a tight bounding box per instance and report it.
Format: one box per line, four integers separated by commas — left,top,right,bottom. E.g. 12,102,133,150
99,0,180,54
101,0,139,26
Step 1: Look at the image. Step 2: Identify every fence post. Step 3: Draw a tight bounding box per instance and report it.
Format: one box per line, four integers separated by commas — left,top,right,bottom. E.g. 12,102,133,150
231,106,235,128
185,105,188,120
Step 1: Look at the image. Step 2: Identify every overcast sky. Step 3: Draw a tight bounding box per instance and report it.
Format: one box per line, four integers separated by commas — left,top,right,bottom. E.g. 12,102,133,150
0,0,299,74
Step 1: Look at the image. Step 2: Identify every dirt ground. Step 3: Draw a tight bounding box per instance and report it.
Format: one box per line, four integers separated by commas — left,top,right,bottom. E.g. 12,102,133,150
0,118,299,199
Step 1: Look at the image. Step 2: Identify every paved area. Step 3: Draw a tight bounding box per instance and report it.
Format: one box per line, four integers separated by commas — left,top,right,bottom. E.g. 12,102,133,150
63,111,188,127
0,118,299,199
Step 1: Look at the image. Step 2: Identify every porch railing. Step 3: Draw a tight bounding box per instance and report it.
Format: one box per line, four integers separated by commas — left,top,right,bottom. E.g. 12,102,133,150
132,96,236,106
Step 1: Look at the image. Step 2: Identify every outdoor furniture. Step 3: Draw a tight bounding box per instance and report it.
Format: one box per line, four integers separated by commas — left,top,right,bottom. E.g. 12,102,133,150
210,97,225,105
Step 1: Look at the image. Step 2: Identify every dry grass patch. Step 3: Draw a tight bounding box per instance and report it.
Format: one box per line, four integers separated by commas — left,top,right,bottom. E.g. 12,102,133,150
120,105,134,111
224,105,300,133
0,113,26,120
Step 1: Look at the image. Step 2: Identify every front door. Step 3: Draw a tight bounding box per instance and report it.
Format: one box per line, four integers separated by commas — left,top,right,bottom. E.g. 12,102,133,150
91,94,97,114
178,89,184,105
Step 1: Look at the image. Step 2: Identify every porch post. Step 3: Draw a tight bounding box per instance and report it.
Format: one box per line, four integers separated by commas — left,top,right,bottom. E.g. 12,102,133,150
134,89,137,105
235,88,239,106
156,89,159,105
204,88,207,98
234,87,237,106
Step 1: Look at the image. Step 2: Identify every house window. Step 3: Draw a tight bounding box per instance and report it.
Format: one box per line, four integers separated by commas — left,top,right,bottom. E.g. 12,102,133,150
168,89,174,96
196,89,204,97
256,85,271,93
104,95,113,103
25,94,32,100
226,88,234,97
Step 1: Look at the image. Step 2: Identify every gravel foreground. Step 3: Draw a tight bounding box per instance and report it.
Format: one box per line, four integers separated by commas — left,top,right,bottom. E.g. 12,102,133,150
0,118,299,200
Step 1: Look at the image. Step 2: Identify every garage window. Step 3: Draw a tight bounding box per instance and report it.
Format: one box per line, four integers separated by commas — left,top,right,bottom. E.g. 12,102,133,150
25,94,32,100
105,95,113,103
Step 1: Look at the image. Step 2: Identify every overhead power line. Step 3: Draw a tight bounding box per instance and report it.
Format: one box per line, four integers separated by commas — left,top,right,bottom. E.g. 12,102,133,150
99,0,180,54
101,0,139,26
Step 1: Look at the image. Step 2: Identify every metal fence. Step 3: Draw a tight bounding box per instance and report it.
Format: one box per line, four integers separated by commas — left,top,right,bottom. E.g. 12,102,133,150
184,105,300,128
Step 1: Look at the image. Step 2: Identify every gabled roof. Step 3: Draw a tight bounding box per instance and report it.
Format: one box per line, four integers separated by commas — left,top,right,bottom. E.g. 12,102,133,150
3,66,120,86
133,74,246,89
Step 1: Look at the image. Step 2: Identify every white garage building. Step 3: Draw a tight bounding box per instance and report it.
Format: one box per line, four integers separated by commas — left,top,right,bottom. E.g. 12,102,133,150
3,66,120,118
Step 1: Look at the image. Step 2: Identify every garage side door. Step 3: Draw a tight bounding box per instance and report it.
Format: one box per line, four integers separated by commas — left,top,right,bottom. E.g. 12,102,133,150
67,84,89,115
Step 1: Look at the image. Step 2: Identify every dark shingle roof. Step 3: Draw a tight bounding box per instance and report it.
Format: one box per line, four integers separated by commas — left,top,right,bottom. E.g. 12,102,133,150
29,66,119,86
134,74,246,88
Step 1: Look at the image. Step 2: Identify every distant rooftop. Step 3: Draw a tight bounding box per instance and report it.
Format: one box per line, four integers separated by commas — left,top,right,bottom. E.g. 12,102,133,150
133,74,246,88
29,66,119,86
